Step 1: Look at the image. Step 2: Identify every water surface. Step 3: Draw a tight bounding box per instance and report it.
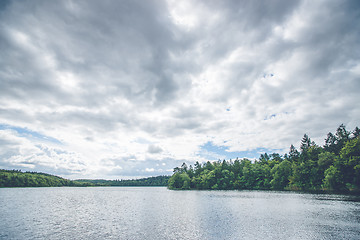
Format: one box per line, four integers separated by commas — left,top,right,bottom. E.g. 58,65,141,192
1,187,359,239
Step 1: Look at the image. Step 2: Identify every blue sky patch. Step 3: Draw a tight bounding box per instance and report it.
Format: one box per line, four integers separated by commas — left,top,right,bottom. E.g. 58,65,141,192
0,123,62,144
264,114,277,120
198,141,275,161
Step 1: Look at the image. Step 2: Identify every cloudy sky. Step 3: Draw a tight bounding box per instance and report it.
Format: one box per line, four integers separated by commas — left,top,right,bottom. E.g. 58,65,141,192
0,0,359,179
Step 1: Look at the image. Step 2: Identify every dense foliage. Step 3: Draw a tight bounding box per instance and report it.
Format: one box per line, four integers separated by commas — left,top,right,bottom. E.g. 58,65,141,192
168,124,360,192
0,170,90,187
76,176,170,186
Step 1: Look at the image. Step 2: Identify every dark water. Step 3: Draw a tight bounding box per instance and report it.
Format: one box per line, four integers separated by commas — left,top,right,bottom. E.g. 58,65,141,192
1,187,360,240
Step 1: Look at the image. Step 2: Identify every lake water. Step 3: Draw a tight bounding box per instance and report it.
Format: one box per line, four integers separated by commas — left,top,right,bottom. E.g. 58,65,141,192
1,187,360,240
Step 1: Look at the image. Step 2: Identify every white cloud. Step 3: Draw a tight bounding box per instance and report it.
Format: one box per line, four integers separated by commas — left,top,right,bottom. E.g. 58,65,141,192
0,0,359,179
145,168,155,173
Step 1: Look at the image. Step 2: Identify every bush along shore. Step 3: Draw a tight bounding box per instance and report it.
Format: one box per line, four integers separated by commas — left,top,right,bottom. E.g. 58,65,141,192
168,124,360,193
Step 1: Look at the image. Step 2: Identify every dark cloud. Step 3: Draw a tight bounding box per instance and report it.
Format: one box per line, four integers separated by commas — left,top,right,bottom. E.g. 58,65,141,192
148,145,163,154
0,0,189,108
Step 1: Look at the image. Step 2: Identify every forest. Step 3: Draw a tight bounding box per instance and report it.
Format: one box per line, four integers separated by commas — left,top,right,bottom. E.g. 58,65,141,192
0,170,90,187
76,176,170,186
0,169,170,188
168,124,360,192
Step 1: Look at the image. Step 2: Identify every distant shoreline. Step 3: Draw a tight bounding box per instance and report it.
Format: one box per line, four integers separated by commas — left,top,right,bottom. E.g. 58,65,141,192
0,169,170,188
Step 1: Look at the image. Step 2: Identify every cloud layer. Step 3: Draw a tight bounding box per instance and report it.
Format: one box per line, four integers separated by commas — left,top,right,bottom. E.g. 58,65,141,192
0,0,359,179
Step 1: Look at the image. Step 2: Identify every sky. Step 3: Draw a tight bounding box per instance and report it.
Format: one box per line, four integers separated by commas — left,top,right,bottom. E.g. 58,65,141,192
0,0,359,179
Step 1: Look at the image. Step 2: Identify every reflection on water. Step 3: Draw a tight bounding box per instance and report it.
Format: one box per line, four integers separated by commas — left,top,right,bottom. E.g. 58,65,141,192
0,187,359,240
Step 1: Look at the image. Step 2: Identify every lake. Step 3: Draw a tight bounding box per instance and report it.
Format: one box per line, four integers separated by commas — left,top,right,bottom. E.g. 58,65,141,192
0,187,360,239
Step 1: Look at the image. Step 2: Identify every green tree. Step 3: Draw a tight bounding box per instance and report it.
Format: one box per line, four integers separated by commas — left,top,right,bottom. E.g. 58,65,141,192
194,161,202,176
318,152,335,171
168,172,191,190
270,160,292,190
300,134,312,153
288,144,300,162
323,166,343,190
324,132,337,153
352,127,360,139
339,137,360,189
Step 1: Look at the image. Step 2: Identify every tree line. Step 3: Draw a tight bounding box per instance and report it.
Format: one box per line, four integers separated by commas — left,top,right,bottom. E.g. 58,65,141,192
76,176,170,186
0,169,90,187
168,124,360,192
0,169,170,188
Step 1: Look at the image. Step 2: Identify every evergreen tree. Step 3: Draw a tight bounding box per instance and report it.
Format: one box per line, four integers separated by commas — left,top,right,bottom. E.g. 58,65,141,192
288,144,299,162
300,134,312,152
